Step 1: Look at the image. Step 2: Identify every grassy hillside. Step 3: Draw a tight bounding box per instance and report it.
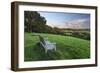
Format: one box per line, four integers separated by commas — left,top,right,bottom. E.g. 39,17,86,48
24,32,90,61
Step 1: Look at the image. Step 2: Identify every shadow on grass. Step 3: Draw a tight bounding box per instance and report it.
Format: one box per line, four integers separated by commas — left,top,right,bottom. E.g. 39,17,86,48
24,42,65,61
24,42,90,61
31,42,62,61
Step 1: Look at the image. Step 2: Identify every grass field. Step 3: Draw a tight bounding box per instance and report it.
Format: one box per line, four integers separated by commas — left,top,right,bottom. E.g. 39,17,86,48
24,32,90,61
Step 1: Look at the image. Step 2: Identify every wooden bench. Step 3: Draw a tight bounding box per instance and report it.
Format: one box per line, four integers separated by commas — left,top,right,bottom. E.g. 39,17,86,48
39,36,56,53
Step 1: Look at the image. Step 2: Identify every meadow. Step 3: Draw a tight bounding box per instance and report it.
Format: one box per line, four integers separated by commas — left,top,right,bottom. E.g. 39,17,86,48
24,32,90,61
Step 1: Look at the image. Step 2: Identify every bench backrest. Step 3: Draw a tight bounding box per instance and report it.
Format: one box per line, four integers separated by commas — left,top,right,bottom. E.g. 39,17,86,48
39,36,49,45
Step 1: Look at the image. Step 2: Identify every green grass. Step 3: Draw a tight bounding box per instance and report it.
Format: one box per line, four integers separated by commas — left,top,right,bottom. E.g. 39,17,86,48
24,32,90,61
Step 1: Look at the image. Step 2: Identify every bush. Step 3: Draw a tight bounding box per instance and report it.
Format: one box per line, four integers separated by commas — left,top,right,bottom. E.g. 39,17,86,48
71,32,90,40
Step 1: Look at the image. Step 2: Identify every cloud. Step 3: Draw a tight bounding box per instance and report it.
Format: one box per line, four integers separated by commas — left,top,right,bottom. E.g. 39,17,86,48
65,18,90,29
46,18,90,29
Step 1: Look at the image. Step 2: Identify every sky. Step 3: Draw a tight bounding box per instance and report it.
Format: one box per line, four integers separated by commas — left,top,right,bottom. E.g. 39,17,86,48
38,11,90,29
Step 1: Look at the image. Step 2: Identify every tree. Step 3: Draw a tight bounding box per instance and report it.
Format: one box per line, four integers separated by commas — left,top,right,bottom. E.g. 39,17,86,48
24,11,47,32
24,11,64,34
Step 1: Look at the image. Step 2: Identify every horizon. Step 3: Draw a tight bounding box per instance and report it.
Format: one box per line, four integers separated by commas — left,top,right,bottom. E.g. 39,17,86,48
38,11,90,29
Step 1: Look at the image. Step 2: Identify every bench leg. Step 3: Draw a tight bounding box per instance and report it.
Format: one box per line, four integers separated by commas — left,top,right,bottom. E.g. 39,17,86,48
45,49,48,53
54,46,56,51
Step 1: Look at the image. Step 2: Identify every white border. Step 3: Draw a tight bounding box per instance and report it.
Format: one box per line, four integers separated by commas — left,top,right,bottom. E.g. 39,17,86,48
18,5,96,68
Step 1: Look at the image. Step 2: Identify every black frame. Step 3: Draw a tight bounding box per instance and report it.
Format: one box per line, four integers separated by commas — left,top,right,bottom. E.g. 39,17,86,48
11,1,98,71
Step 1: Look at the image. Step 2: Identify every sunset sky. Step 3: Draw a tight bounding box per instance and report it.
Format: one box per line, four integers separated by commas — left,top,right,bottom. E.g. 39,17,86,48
38,11,90,29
